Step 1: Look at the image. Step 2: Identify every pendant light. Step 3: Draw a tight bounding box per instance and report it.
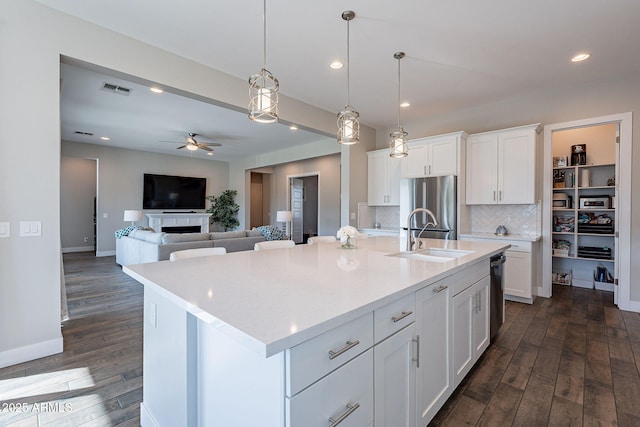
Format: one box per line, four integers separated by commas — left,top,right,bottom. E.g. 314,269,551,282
337,10,359,145
248,0,279,123
389,52,408,158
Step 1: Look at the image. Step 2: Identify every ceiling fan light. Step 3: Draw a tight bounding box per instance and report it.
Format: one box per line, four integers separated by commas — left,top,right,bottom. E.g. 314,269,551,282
337,105,360,145
249,68,279,123
389,127,408,158
186,144,198,151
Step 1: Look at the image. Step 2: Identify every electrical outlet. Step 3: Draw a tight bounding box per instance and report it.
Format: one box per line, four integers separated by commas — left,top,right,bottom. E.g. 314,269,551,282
350,212,356,220
83,237,89,243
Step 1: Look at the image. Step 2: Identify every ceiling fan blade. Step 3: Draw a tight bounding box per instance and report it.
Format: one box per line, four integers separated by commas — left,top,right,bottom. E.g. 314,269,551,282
198,145,213,152
202,142,222,147
176,145,187,150
161,140,183,143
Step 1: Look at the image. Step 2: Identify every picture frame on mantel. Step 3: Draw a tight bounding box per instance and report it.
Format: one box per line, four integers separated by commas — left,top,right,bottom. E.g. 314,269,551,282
553,156,568,167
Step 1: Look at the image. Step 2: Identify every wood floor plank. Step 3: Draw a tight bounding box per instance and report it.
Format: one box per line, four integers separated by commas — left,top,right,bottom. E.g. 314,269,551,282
548,396,583,426
554,350,585,405
501,341,539,390
512,373,554,426
610,358,640,418
475,382,523,426
438,395,485,427
583,378,618,426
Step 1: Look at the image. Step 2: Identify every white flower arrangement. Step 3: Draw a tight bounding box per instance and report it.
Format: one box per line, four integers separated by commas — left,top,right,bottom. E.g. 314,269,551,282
336,225,359,248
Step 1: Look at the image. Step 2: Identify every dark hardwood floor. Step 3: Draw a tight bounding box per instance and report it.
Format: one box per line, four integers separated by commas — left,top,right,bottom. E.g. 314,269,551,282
0,252,143,427
2,253,640,426
430,284,640,426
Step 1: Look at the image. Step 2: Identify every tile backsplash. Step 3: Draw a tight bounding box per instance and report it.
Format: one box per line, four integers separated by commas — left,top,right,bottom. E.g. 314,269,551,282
468,203,540,235
357,202,400,229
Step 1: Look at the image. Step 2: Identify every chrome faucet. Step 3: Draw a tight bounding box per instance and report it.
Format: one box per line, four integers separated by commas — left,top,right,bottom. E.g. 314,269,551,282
406,208,439,251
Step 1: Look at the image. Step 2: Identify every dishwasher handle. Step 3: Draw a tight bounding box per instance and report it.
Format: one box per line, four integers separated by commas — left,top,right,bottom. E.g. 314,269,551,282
490,254,506,268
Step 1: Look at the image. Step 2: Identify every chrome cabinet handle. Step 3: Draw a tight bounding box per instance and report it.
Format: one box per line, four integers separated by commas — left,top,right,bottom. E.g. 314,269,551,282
391,311,413,323
412,335,420,368
328,340,360,360
428,165,432,175
499,190,502,201
493,190,496,201
329,403,360,426
424,165,427,175
432,285,448,293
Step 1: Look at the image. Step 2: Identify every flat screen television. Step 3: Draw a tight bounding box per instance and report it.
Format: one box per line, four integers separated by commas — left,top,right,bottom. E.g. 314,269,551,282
143,173,206,210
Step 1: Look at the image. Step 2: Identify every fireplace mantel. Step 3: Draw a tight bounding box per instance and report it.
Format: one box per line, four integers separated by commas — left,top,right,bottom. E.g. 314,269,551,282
146,213,211,233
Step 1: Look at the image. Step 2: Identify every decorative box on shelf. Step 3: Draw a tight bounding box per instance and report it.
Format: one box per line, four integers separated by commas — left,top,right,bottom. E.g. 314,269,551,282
552,239,571,257
554,215,574,233
552,269,572,285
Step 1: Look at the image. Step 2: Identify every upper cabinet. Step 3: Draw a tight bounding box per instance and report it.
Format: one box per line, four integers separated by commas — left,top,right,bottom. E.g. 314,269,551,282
465,124,542,205
400,132,464,179
367,149,401,206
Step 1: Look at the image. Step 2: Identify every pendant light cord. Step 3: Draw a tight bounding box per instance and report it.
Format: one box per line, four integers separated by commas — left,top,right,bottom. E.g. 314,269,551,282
397,57,401,128
263,0,267,68
346,18,350,106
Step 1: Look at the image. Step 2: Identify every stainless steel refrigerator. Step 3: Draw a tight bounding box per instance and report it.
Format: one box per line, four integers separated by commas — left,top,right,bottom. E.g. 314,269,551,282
400,175,457,240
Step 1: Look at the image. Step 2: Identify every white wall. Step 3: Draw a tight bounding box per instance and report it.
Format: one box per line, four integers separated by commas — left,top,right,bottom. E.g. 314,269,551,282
62,141,229,254
60,156,96,252
1,0,374,366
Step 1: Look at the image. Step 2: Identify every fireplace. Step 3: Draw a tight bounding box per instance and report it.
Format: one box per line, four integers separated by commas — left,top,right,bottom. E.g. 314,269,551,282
162,226,201,234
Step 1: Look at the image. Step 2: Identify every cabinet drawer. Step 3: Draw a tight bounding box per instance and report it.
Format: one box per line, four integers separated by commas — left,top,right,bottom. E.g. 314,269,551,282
286,349,374,427
374,293,415,343
286,312,373,397
451,259,488,296
503,240,531,253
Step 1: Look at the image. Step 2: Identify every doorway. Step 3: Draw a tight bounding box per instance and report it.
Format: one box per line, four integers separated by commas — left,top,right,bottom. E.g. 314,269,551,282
60,156,98,255
288,174,319,244
543,112,632,311
250,172,271,228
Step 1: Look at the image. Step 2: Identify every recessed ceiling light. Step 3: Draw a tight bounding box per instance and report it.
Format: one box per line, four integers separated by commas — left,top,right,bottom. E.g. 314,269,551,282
289,125,298,130
330,61,343,70
149,87,164,94
207,152,213,156
400,102,410,108
100,136,110,141
571,53,591,62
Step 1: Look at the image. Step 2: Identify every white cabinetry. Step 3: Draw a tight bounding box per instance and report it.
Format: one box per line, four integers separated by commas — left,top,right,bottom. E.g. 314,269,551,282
374,293,416,427
401,133,462,179
504,242,535,302
415,276,452,426
451,274,490,386
466,124,541,205
368,149,400,206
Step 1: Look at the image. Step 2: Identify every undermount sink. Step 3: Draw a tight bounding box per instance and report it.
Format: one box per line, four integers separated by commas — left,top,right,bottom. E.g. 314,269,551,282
387,248,474,263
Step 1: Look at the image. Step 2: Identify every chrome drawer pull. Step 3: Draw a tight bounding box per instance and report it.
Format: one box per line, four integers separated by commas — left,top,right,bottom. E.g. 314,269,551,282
432,285,448,293
329,403,360,426
412,335,420,368
328,340,360,360
391,311,413,323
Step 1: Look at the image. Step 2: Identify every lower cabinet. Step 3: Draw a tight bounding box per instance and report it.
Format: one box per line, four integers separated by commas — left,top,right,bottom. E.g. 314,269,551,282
452,275,490,386
374,323,416,427
416,276,452,426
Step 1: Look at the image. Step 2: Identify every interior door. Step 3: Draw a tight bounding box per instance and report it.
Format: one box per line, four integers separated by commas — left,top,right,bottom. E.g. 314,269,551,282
614,123,620,305
290,178,304,243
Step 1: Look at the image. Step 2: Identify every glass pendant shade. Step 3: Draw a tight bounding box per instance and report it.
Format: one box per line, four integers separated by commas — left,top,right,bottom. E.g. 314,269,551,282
389,51,408,157
249,68,279,123
389,127,408,158
338,105,360,145
186,143,198,151
248,0,278,124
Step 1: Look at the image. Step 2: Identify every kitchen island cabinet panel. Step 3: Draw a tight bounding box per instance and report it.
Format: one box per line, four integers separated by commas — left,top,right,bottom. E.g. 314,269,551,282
416,276,452,425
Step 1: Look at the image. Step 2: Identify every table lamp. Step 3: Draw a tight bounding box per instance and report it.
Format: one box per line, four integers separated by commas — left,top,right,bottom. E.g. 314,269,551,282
276,210,293,239
123,210,143,226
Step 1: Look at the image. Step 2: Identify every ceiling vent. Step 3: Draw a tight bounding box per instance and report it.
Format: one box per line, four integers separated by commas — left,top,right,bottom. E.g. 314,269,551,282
74,131,94,136
101,82,132,96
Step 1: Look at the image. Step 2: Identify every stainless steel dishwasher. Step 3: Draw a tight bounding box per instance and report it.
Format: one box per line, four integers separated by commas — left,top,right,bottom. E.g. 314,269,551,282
490,253,506,340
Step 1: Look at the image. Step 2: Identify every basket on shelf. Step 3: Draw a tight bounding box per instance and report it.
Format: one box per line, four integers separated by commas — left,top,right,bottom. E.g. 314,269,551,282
552,269,572,285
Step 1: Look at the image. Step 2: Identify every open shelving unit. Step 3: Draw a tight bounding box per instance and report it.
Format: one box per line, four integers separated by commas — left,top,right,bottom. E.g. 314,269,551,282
551,125,618,290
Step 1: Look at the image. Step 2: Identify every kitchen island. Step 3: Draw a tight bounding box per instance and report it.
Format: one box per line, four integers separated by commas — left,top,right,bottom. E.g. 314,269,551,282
124,236,509,427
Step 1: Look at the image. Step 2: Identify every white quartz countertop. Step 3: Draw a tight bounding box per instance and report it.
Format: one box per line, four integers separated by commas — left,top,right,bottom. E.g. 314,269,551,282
459,232,541,242
124,237,508,357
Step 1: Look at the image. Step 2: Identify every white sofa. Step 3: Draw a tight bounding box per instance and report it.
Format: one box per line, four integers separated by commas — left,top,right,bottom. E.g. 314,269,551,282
116,229,266,266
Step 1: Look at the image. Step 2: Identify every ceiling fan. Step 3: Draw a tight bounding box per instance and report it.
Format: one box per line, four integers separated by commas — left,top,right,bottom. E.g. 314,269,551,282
164,132,222,152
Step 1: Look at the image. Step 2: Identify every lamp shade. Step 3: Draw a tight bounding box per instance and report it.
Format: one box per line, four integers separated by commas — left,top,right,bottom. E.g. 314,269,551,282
123,210,143,222
276,210,293,222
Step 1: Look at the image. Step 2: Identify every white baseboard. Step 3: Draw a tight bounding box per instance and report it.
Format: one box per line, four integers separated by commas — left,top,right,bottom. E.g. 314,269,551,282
0,336,63,369
140,402,160,427
62,246,95,253
96,250,116,257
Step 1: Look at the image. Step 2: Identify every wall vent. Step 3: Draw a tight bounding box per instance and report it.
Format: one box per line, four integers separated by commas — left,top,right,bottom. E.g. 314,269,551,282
74,131,94,136
101,82,132,96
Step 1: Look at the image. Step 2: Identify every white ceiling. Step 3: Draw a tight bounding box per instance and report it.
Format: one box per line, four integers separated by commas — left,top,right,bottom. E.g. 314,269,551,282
44,0,640,161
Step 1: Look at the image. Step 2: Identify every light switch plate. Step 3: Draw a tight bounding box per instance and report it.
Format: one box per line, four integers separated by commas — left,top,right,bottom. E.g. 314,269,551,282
20,221,42,237
0,222,9,238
